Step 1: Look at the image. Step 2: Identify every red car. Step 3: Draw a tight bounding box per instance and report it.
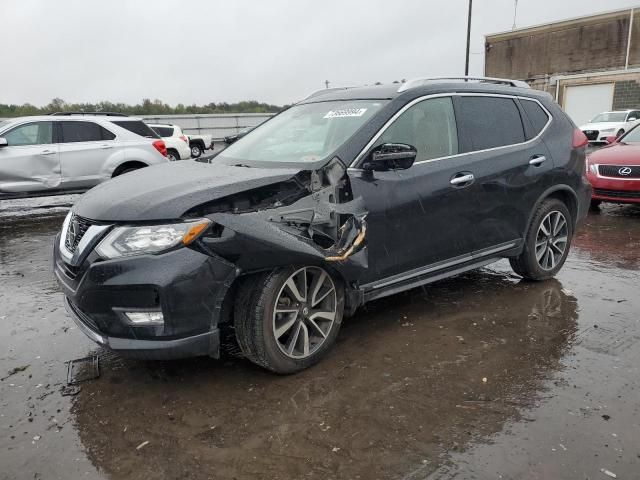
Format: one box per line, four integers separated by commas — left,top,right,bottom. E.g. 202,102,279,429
586,128,640,207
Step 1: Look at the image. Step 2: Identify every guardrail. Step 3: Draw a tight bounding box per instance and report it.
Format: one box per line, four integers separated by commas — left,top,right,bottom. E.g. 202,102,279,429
0,113,276,141
139,113,274,140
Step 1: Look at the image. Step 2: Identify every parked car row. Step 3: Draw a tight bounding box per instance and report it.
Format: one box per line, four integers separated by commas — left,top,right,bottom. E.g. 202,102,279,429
0,113,223,198
0,113,168,198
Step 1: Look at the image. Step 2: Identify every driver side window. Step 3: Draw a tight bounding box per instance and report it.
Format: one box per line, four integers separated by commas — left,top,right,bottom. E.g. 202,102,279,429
4,122,54,147
377,97,459,161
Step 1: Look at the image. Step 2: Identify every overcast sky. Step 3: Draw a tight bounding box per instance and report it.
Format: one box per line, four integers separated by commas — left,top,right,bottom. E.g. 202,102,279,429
2,0,639,107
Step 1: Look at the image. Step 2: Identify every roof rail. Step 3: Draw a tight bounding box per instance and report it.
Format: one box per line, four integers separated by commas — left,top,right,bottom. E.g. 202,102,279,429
304,87,354,100
397,76,530,92
49,112,129,117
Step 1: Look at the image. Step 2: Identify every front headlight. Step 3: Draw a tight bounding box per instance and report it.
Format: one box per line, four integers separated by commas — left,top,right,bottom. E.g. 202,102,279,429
589,163,598,175
95,219,211,259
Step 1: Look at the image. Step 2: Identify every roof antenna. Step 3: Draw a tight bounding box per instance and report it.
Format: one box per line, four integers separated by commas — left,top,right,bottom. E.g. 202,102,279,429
512,0,518,30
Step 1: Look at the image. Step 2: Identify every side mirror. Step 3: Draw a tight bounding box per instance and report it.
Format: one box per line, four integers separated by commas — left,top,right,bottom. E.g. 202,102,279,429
363,143,417,171
605,135,618,144
629,117,637,122
0,138,7,148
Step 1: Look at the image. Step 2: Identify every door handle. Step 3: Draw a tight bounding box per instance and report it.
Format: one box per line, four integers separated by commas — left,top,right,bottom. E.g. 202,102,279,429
100,144,113,149
529,156,546,166
40,150,56,155
450,173,475,185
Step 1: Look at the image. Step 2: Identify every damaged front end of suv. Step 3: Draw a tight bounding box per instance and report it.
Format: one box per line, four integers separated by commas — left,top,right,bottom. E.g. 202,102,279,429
53,97,389,373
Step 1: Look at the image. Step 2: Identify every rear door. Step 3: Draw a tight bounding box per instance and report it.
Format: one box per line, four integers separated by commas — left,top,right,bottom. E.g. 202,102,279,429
0,121,60,195
58,121,118,188
453,94,554,250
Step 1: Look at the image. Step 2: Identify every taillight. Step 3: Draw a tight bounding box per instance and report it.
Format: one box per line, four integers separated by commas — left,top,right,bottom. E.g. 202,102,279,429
179,135,188,143
153,140,167,157
573,129,589,149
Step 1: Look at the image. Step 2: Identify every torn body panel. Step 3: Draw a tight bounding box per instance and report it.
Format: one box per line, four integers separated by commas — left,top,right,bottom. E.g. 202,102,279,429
196,160,369,309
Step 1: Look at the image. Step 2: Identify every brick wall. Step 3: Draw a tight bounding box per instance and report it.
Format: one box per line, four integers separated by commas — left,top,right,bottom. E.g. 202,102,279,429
613,80,640,109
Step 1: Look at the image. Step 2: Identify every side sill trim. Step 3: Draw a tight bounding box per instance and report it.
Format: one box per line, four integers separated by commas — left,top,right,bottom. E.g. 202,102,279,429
363,240,518,291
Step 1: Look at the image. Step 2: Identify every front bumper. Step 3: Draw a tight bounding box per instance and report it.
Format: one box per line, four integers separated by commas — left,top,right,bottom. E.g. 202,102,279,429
587,172,640,204
54,233,237,360
65,297,219,360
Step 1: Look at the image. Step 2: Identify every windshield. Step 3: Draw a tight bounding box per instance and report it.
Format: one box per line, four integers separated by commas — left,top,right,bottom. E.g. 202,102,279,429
620,125,640,143
218,100,388,164
590,112,627,123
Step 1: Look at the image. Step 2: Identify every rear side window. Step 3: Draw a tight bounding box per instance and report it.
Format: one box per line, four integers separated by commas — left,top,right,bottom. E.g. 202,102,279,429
520,99,550,138
4,122,53,146
458,96,525,150
60,121,115,143
112,121,159,139
151,126,174,137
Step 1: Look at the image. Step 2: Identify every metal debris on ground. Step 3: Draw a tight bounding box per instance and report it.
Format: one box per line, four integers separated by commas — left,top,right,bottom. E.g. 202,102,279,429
66,355,100,385
1,365,30,381
601,468,617,478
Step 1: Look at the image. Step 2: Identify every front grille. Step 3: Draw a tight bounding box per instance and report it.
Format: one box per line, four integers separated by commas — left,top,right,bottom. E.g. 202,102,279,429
64,214,92,253
583,130,599,141
598,165,640,178
594,188,640,199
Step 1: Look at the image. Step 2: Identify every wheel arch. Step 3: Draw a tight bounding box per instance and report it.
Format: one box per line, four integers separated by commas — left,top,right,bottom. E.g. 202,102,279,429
526,185,579,233
112,160,149,177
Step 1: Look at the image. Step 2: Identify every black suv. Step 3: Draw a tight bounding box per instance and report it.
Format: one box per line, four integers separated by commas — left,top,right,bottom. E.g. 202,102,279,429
53,77,591,373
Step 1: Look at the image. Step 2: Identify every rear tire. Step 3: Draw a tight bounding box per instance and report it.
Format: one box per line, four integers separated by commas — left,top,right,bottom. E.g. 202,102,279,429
234,266,344,374
510,199,573,281
190,144,203,158
113,164,146,177
167,149,179,161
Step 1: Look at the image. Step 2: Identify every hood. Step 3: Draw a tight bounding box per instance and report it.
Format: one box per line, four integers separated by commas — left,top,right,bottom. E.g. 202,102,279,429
579,122,623,131
73,161,301,222
588,142,640,166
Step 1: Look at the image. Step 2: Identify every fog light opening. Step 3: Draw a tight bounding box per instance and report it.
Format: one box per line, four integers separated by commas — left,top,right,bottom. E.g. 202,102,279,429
123,311,164,325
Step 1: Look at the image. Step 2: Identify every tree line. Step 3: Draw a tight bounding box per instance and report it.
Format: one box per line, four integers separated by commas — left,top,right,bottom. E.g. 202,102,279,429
0,98,284,117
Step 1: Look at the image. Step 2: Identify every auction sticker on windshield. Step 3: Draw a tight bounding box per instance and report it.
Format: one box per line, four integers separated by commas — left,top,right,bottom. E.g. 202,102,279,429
324,108,367,119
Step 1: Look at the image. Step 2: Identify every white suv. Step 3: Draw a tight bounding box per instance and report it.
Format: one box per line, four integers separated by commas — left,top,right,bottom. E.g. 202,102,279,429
0,113,169,199
148,123,192,161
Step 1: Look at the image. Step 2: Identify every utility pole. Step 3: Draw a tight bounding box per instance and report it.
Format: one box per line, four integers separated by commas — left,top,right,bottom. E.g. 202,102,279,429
325,80,330,89
464,0,473,76
512,0,518,30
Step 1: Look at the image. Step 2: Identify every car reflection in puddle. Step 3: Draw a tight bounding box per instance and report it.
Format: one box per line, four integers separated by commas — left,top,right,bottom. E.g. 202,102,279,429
71,272,577,479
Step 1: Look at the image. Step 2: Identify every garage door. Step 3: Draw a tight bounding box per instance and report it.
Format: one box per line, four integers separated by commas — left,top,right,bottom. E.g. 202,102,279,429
563,83,614,127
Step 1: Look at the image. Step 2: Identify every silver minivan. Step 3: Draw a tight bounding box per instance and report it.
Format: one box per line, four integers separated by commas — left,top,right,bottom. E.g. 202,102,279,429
0,113,169,199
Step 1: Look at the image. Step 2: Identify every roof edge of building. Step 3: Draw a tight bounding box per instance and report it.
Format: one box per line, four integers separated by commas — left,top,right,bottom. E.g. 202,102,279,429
487,5,640,42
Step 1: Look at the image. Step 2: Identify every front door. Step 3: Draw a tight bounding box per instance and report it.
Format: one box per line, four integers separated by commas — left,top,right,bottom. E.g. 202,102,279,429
0,121,60,195
349,96,478,284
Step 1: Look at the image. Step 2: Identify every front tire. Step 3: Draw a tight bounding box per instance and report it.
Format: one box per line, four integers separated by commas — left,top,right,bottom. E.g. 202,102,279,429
234,266,344,374
617,129,625,138
510,199,573,281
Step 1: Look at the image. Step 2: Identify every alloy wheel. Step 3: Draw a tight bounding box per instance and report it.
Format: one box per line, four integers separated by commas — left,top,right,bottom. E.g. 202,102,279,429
535,210,568,270
272,267,337,359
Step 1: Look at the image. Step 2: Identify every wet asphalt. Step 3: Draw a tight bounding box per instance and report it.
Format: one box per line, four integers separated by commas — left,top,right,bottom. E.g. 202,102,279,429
1,190,639,480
